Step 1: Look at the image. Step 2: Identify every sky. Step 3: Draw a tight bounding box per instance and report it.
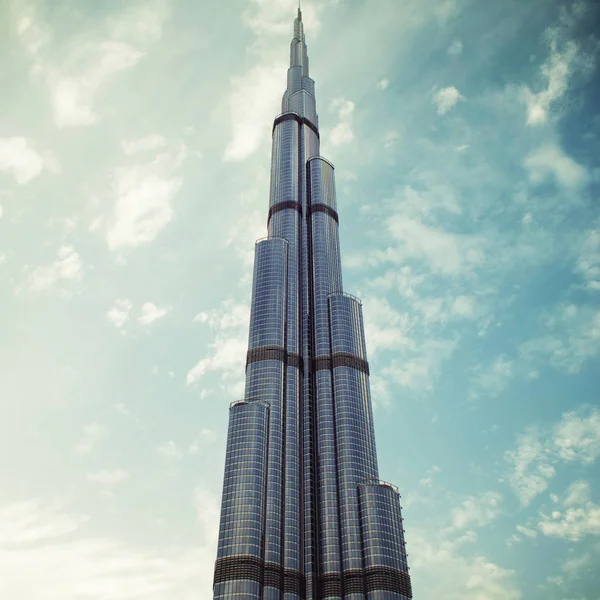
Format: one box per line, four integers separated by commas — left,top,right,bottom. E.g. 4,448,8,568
0,0,599,598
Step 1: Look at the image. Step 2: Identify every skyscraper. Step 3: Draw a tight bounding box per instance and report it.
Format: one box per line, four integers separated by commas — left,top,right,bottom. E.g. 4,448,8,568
213,7,412,600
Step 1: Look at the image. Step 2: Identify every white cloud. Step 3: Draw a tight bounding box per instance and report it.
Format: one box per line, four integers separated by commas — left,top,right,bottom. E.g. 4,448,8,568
0,137,52,184
386,215,485,276
433,86,464,115
18,2,169,129
411,295,478,325
223,0,334,162
377,78,390,90
554,409,600,464
520,304,600,374
447,39,463,56
138,302,171,325
515,524,537,539
107,0,170,45
451,492,504,530
382,337,457,392
0,498,213,599
328,97,356,146
157,441,183,460
225,199,266,269
223,63,287,162
107,145,185,249
538,502,600,541
115,403,129,416
193,301,250,331
506,407,600,505
564,481,591,507
192,487,220,548
86,469,130,486
384,130,399,149
362,296,411,356
29,246,83,292
121,135,166,155
410,529,522,600
469,356,513,401
74,423,109,455
0,500,88,545
107,299,132,328
505,431,555,506
522,25,590,127
576,227,600,291
435,0,459,24
562,552,592,575
187,299,250,396
524,143,587,189
49,41,144,128
189,429,218,455
243,0,327,37
186,336,247,394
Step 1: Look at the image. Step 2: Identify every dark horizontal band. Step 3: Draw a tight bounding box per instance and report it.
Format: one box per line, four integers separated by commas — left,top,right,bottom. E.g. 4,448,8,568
313,352,370,375
268,200,302,224
263,562,282,589
310,203,339,223
343,569,365,594
317,572,342,597
246,345,303,371
313,355,331,371
214,555,263,585
273,112,320,140
214,557,306,593
285,569,306,596
365,566,412,597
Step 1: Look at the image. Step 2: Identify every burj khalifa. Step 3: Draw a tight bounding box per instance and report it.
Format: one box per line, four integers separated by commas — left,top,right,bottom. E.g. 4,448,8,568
213,7,412,599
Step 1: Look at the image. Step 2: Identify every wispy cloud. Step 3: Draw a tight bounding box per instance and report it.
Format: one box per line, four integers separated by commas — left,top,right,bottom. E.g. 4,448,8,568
538,482,600,541
107,143,186,249
521,3,595,127
138,302,171,325
74,423,109,455
377,78,390,91
28,246,83,293
222,63,287,162
15,1,170,129
121,135,167,155
450,492,504,531
409,528,521,600
506,406,600,505
49,42,144,128
524,143,587,189
86,469,130,486
107,299,132,329
469,356,513,401
447,39,463,56
187,299,250,397
0,137,54,185
0,498,213,599
327,98,356,147
158,440,183,460
520,304,600,374
576,226,600,292
432,86,464,115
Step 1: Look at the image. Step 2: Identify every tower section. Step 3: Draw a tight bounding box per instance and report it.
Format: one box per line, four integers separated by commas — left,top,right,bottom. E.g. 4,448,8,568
213,8,413,600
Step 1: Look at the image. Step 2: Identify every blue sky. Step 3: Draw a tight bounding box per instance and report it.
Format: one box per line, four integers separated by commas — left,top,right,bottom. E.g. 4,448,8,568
1,0,599,598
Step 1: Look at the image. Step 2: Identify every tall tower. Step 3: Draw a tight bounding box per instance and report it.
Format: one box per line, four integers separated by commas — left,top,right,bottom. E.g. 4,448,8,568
213,8,412,600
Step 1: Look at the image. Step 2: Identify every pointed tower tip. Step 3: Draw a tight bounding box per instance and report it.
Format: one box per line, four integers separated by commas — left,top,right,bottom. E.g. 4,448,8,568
298,0,302,20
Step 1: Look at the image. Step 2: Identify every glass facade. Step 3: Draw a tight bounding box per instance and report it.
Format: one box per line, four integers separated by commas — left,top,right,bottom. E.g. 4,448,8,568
214,9,412,600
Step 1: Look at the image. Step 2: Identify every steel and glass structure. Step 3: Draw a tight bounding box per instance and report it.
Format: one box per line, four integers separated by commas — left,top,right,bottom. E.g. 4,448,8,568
214,8,412,600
